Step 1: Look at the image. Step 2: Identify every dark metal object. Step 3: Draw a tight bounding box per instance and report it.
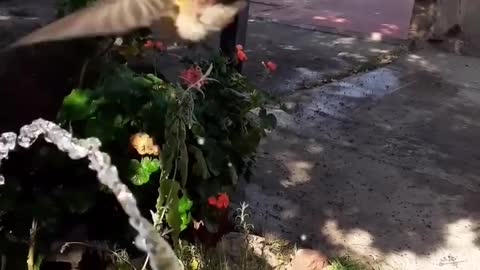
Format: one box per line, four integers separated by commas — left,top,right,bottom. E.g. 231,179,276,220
220,0,250,72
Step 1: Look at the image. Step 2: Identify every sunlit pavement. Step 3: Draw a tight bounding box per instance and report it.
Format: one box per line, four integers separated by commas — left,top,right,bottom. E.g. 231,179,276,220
239,46,480,269
238,8,480,269
249,0,415,41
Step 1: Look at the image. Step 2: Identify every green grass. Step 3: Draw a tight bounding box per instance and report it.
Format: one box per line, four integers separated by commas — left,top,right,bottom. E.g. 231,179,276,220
328,256,371,270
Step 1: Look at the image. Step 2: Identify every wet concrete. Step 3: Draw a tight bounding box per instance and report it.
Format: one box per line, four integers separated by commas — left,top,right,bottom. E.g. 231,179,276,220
249,0,415,41
0,0,57,47
241,19,399,96
237,48,480,269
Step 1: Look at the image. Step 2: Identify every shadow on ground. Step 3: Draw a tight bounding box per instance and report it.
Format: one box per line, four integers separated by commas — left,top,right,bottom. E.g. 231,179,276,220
237,49,480,269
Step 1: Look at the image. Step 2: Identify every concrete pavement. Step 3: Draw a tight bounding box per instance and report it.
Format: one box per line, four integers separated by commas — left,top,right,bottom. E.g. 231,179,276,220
238,46,480,269
241,19,402,97
249,0,415,41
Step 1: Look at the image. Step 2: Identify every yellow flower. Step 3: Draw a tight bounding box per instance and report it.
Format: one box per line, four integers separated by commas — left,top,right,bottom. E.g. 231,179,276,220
130,133,160,156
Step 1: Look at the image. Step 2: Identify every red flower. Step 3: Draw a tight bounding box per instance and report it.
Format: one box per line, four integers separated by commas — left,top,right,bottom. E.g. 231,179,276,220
208,196,217,207
262,60,278,73
180,65,206,90
236,44,248,62
237,50,248,62
216,193,230,209
207,193,230,210
144,40,154,49
144,40,166,52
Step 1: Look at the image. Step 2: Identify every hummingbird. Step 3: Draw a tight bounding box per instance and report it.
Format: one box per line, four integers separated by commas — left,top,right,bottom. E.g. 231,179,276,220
9,0,246,48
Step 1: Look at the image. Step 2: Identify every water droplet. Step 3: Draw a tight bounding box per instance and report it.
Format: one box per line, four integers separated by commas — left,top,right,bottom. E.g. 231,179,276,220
300,234,308,241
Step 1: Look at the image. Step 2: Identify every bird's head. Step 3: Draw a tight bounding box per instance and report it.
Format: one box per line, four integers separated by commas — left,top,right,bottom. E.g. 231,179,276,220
173,0,246,41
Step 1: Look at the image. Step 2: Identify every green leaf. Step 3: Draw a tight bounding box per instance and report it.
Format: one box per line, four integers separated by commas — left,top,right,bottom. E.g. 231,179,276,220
146,73,165,84
228,162,238,185
129,157,160,186
230,127,263,156
181,92,195,129
180,212,191,231
161,140,176,179
60,89,95,121
159,179,182,240
178,142,189,187
178,194,193,231
178,195,193,214
191,122,206,137
189,145,210,180
203,140,226,177
162,112,181,177
162,110,189,186
142,157,161,173
130,168,150,186
157,180,192,235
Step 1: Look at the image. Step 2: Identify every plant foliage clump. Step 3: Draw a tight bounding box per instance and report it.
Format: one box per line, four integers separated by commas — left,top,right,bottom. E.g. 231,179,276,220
57,55,276,238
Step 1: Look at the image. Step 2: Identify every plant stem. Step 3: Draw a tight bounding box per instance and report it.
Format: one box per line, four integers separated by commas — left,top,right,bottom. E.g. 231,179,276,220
27,219,38,270
78,37,116,88
1,253,6,270
155,124,181,228
141,254,150,270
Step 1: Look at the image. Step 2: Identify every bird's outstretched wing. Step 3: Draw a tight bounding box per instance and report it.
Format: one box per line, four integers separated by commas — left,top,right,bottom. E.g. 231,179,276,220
10,0,177,48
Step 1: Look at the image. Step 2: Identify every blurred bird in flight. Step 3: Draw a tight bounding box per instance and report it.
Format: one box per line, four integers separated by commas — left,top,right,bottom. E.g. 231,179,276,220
9,0,246,48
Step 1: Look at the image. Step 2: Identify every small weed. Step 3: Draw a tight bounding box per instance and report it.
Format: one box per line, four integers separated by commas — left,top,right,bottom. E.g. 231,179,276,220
176,202,276,270
60,241,137,270
328,256,371,270
265,238,294,264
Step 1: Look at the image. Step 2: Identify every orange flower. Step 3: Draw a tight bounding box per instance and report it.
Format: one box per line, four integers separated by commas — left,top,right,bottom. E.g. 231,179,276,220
262,60,277,73
236,44,248,62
